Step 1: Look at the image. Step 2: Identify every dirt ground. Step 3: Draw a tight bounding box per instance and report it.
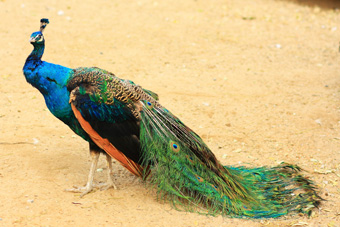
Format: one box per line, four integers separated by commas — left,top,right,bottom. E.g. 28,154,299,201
1,0,340,226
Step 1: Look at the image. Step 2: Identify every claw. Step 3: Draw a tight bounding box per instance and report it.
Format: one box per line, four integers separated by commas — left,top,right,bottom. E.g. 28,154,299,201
98,179,117,191
64,150,117,197
65,185,94,197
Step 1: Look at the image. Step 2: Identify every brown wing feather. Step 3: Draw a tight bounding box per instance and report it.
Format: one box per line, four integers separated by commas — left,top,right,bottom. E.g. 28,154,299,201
70,100,143,177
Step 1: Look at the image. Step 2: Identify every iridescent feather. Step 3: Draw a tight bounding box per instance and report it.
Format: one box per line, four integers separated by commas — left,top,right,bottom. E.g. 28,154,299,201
24,19,322,218
67,67,322,218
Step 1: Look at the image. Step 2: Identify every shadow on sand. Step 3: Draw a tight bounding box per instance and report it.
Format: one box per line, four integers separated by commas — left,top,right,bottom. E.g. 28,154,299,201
282,0,340,9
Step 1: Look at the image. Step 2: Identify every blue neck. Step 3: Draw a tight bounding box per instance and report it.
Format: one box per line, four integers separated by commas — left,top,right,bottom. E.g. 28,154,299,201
22,39,88,141
26,42,45,62
24,43,45,76
23,40,73,109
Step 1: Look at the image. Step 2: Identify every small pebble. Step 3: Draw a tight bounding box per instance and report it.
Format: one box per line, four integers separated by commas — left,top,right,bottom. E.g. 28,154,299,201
275,44,282,49
57,10,64,16
232,148,242,153
33,138,39,145
27,199,34,203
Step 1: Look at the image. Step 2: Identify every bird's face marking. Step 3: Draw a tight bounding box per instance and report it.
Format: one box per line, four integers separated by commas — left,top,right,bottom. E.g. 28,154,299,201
30,31,44,44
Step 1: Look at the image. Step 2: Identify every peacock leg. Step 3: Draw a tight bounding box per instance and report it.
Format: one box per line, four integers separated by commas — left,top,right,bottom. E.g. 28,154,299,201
99,154,117,190
65,149,100,197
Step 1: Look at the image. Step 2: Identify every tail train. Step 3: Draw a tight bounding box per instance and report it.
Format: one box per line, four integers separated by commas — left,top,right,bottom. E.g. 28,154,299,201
139,100,321,218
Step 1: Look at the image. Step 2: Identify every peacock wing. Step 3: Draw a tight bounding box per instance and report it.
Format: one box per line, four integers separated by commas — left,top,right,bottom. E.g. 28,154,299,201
66,67,148,177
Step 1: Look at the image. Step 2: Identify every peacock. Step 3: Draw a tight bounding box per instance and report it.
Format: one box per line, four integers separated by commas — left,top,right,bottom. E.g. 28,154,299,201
23,19,321,218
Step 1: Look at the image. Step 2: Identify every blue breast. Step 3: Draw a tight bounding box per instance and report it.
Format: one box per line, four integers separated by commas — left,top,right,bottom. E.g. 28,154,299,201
24,60,91,141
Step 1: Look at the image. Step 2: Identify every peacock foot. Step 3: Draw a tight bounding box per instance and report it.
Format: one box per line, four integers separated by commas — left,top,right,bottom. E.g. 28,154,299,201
95,181,117,191
65,151,117,197
99,176,118,190
65,184,94,198
65,180,117,197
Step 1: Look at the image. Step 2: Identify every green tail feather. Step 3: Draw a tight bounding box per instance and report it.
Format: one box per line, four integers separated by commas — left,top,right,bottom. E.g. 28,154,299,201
139,100,321,218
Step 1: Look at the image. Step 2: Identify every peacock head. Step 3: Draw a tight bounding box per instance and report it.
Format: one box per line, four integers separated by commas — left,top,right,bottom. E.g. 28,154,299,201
29,18,49,45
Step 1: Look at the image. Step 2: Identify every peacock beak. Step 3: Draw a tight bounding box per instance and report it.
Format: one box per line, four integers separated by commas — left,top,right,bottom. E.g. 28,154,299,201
29,37,36,43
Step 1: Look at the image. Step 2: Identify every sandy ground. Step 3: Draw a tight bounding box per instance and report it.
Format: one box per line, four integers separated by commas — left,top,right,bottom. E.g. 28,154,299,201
1,0,340,226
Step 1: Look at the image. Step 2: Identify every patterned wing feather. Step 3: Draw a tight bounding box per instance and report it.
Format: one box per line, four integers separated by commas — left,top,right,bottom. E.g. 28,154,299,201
66,67,158,175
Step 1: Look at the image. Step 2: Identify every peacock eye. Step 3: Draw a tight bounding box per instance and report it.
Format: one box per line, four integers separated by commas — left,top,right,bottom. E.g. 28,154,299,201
36,35,43,41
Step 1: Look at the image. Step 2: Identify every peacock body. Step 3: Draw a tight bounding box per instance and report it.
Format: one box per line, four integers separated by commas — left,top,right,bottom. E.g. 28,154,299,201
23,19,321,218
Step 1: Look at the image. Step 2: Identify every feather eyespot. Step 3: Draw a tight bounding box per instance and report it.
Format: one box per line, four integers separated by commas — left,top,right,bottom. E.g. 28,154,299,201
195,175,204,182
169,141,180,152
145,101,154,109
186,155,194,163
210,184,218,191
